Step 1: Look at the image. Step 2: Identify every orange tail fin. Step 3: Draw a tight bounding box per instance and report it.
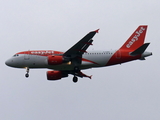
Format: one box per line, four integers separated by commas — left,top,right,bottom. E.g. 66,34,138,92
120,25,147,51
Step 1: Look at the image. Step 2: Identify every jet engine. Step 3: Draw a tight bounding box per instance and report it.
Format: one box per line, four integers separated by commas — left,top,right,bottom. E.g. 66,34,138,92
47,55,65,65
47,71,68,80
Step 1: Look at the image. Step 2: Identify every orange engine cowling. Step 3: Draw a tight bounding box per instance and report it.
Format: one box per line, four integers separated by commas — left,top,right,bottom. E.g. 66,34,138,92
48,55,64,65
47,71,68,80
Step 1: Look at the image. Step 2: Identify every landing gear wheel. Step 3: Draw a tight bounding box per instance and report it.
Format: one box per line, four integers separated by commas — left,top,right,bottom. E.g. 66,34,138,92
25,73,29,78
73,76,78,83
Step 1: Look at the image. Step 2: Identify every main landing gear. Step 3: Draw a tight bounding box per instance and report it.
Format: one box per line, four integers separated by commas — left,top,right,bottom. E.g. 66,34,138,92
25,67,29,78
73,76,78,83
72,66,79,83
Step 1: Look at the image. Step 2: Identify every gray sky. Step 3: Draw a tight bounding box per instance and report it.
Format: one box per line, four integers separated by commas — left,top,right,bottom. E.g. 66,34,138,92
0,0,159,120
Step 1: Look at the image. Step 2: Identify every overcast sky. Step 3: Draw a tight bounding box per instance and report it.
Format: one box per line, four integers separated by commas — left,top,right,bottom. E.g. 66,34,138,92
0,0,159,120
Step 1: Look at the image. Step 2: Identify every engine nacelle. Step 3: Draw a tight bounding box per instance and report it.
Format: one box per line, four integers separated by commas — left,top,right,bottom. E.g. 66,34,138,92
48,55,64,65
47,71,68,80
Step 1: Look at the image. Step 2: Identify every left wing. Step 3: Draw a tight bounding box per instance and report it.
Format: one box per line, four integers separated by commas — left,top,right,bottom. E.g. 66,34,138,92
63,29,99,58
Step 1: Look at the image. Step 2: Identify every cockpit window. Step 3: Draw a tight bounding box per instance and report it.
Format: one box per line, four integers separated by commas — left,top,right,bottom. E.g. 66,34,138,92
13,54,19,57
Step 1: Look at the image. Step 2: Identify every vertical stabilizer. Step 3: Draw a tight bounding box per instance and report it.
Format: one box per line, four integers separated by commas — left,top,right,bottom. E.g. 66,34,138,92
120,25,147,51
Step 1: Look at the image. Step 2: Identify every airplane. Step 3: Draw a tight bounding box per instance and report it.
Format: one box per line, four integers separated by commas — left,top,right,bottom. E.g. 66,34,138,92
5,25,152,83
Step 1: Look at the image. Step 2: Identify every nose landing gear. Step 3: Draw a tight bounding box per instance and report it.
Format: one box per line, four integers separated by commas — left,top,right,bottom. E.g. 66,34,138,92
25,67,29,78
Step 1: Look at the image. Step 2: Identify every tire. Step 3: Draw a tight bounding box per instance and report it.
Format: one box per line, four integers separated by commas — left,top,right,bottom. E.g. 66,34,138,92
25,74,29,78
73,76,78,83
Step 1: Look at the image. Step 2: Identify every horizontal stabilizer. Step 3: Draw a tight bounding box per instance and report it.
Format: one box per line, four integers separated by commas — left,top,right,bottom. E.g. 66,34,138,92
130,43,150,56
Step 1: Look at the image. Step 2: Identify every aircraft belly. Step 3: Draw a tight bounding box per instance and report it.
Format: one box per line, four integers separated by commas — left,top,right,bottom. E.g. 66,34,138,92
47,64,93,71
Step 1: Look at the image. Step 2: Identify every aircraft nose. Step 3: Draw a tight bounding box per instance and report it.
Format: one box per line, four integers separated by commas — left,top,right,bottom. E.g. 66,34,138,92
5,59,13,67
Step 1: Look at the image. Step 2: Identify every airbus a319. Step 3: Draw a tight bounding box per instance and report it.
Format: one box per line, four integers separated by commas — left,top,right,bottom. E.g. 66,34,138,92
5,25,152,82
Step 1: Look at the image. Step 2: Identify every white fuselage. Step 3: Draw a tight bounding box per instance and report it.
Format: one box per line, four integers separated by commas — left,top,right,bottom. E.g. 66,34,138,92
5,50,117,70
